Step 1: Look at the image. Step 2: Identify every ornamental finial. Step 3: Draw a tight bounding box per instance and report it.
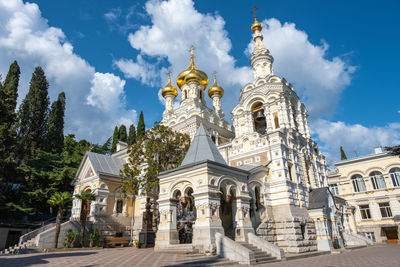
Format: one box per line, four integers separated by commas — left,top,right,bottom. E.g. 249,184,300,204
213,71,217,83
251,6,258,20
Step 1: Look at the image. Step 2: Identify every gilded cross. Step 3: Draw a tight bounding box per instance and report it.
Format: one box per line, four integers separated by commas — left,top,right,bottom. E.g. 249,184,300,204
190,45,195,55
251,6,258,19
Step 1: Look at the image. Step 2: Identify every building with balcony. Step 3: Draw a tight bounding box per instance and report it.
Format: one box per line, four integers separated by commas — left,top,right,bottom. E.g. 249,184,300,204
327,147,400,244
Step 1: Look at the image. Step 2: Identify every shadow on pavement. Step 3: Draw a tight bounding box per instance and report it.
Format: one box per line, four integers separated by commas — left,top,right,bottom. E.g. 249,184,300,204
0,251,96,266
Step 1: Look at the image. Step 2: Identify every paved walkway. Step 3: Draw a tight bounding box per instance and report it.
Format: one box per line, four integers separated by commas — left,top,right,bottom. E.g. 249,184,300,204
0,244,399,266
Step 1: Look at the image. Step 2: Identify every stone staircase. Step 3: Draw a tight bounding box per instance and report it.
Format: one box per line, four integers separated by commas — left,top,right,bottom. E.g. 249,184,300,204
237,242,279,264
0,238,40,255
94,215,132,240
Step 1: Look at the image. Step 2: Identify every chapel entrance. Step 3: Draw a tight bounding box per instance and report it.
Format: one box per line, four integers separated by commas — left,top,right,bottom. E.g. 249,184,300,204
175,188,195,244
220,187,235,239
384,227,398,244
80,188,92,220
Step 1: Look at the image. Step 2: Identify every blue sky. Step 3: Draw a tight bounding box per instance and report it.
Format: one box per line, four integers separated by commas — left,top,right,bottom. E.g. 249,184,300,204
0,0,399,162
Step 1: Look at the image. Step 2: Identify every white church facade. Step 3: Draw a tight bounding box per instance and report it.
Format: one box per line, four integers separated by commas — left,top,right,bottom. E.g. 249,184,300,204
63,15,374,261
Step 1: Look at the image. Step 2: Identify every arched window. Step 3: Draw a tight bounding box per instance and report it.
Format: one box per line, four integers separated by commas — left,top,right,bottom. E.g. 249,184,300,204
252,102,266,134
351,174,366,192
369,171,386,190
288,164,294,182
199,90,202,99
254,187,261,211
116,199,123,213
389,167,400,187
184,90,187,99
211,135,216,143
273,113,280,129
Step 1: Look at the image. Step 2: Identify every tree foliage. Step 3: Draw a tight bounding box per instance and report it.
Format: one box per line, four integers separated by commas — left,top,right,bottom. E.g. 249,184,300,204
0,61,20,187
340,146,347,160
75,190,96,247
127,124,136,145
137,111,146,138
385,145,400,157
45,92,66,154
48,192,72,248
18,66,50,159
119,124,127,142
121,123,190,196
111,126,119,153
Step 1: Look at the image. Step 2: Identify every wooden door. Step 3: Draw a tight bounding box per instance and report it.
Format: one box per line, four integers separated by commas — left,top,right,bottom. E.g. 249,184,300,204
385,228,398,244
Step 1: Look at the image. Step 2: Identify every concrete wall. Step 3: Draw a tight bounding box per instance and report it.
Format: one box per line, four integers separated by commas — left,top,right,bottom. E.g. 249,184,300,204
0,227,31,250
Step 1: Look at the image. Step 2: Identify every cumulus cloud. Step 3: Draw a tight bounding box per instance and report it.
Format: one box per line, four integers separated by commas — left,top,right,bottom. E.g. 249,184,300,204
311,120,400,162
0,0,136,143
248,18,355,118
115,0,252,111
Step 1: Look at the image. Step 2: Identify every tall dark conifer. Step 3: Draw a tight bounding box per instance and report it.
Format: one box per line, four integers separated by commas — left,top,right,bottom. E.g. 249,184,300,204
18,66,50,159
45,92,66,153
0,61,20,186
127,124,136,145
111,126,119,153
137,111,145,138
119,125,127,143
340,146,348,160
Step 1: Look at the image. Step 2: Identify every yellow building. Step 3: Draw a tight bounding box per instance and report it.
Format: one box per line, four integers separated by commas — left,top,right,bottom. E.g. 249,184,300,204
327,147,400,244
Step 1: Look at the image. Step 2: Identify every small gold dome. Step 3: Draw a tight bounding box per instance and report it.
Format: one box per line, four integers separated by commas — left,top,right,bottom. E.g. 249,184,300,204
251,18,262,33
176,46,209,90
208,71,224,98
161,71,178,98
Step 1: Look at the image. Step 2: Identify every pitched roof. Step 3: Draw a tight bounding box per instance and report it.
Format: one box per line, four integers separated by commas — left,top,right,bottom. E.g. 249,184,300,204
180,124,226,167
86,152,124,176
308,187,329,210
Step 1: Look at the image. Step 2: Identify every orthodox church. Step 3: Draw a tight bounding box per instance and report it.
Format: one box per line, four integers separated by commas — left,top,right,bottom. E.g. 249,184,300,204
64,14,369,261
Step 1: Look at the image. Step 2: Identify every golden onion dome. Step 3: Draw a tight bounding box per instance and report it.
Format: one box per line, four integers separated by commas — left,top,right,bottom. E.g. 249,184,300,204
161,71,178,98
176,46,209,90
251,17,262,33
208,71,224,98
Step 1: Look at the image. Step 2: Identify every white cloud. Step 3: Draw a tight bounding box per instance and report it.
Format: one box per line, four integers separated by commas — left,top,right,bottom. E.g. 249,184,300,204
87,72,126,113
311,119,400,162
248,18,355,118
115,0,252,111
0,0,136,143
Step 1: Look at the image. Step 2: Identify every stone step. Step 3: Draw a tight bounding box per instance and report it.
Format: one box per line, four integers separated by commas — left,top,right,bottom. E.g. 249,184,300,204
254,251,270,257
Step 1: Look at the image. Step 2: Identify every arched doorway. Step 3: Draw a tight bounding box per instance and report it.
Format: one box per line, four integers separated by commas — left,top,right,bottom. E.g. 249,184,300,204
174,188,195,244
251,102,266,134
80,188,92,220
220,186,236,239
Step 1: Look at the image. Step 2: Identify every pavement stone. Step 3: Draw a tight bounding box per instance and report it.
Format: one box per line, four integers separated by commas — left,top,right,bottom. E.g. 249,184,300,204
0,244,399,267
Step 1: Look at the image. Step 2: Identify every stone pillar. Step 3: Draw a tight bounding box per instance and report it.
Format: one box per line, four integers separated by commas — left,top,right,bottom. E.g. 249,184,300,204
154,198,179,250
192,193,224,254
234,195,254,242
165,95,174,112
123,198,128,217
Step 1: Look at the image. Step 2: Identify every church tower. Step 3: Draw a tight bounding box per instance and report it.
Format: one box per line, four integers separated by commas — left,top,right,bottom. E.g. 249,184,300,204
161,47,234,145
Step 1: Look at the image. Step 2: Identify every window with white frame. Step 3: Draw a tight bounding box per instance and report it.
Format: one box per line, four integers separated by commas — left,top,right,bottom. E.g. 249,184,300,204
379,202,392,218
389,167,400,187
351,174,366,192
329,184,339,196
359,204,371,219
363,232,376,242
369,171,386,190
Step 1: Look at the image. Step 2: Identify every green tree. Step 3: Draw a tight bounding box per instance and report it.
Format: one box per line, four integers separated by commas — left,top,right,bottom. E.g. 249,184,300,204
0,61,20,187
340,146,347,160
111,126,119,153
121,123,190,195
385,145,400,157
119,125,127,143
45,92,66,154
136,111,146,138
47,192,72,248
18,66,50,159
75,190,96,247
127,124,136,145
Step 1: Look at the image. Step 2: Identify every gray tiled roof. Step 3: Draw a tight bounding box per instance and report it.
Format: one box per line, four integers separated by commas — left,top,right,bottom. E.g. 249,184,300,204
308,187,329,210
180,124,226,167
87,152,124,176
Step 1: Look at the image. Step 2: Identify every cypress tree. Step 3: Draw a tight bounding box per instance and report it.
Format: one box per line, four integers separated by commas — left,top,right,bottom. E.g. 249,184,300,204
45,92,66,153
119,125,127,142
18,66,50,159
0,61,20,186
127,124,136,145
111,126,119,153
340,146,348,160
137,111,145,138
